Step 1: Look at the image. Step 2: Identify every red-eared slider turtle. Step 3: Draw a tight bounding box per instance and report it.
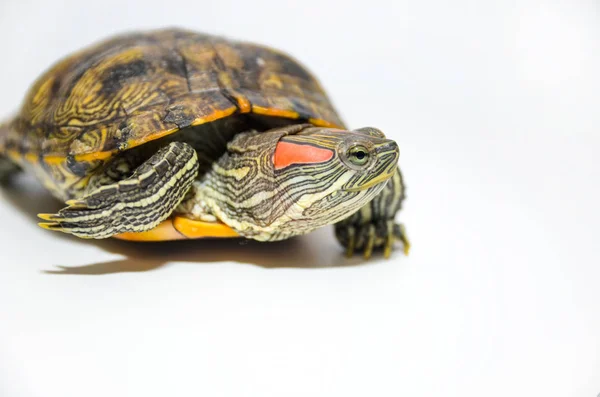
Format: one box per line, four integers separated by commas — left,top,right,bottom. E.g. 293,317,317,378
0,28,409,258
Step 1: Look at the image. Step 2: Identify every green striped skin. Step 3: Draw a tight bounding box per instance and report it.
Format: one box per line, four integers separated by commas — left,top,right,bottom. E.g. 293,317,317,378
181,124,400,242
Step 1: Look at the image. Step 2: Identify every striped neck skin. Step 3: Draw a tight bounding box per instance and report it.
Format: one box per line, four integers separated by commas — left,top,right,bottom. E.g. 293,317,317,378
199,124,400,241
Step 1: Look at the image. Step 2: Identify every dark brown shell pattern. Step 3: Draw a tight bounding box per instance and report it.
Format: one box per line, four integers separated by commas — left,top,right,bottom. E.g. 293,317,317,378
0,28,344,199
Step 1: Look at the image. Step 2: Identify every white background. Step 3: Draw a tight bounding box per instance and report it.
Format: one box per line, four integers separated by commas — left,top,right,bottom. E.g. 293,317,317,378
0,1,599,396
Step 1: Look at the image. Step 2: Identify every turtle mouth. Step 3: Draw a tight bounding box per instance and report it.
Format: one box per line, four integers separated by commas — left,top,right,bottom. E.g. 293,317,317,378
343,171,394,192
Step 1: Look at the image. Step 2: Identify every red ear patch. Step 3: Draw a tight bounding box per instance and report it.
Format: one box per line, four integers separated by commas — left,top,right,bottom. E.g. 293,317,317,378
273,141,334,170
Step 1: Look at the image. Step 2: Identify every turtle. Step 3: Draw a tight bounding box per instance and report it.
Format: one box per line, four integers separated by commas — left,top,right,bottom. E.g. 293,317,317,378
0,28,409,258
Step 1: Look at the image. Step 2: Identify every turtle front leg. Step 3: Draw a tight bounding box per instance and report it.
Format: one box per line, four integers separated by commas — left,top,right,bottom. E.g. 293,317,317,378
38,142,199,239
335,167,410,259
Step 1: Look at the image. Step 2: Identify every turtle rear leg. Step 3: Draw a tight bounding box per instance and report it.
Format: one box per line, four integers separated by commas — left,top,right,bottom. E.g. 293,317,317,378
38,142,199,239
0,154,20,183
335,166,410,259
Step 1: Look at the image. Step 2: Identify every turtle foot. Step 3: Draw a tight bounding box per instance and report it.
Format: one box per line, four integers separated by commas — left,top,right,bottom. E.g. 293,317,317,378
335,219,410,259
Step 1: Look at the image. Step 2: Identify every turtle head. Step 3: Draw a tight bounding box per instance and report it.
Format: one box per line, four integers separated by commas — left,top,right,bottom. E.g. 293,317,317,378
202,124,399,241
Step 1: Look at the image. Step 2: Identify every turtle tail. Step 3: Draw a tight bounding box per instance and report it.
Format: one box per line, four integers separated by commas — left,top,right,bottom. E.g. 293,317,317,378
0,119,21,183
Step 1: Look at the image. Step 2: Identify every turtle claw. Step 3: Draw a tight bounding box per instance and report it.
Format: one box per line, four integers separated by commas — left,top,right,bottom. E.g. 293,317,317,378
384,221,395,259
336,220,409,259
37,213,57,221
37,199,96,236
64,199,89,209
37,220,61,230
363,224,376,259
395,223,411,255
37,218,96,238
37,196,93,223
345,226,356,258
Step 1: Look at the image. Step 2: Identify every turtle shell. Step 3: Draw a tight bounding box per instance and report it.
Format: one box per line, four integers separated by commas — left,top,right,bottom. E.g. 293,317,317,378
0,28,344,198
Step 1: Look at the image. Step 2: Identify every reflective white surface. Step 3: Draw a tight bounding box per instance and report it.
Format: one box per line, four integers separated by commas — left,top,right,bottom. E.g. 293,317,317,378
0,1,599,396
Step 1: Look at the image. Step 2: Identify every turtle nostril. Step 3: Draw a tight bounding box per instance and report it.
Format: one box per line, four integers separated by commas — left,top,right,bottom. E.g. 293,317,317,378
377,140,399,154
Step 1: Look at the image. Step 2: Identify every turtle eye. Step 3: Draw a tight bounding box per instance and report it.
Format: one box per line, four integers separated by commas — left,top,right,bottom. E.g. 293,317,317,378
347,145,370,167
